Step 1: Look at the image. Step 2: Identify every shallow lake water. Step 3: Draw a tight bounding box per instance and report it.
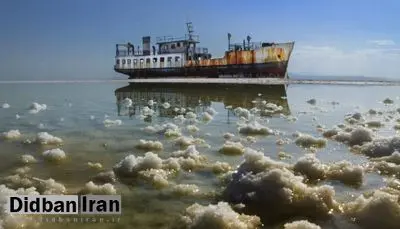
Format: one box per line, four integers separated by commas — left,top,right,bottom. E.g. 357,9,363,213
1,82,400,229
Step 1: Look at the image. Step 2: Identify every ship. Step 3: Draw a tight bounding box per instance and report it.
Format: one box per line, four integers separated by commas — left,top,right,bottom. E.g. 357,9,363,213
114,22,295,79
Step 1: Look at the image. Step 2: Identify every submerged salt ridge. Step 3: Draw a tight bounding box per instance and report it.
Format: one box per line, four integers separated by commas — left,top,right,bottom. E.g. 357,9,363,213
2,84,400,229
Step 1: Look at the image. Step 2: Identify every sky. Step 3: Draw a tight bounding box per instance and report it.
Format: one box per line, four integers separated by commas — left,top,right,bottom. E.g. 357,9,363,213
0,0,399,80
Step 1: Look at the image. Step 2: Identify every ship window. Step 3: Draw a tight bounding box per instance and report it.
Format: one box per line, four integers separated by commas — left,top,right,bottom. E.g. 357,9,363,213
122,59,126,64
140,59,144,63
153,58,157,63
146,58,150,63
116,59,120,64
171,44,176,49
134,59,137,64
160,57,165,62
127,59,131,64
167,57,172,62
175,56,180,62
177,42,181,47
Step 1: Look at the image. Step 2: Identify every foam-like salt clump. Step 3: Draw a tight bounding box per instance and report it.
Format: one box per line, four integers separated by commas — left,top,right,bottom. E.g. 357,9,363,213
233,107,252,119
32,177,67,194
223,132,235,140
28,102,47,114
1,129,21,140
36,132,63,145
238,121,274,135
103,119,122,127
284,220,321,229
121,98,132,107
360,136,400,157
334,126,374,146
143,123,181,137
141,106,155,117
162,102,171,109
20,154,37,164
294,154,364,186
186,125,199,132
135,139,163,151
202,112,213,122
79,181,116,195
307,98,316,105
1,103,10,108
0,185,40,229
294,133,326,148
223,167,338,225
42,148,66,162
181,202,261,229
372,151,400,164
366,120,383,128
234,148,290,176
174,136,205,148
87,162,103,170
212,161,232,174
219,141,245,155
92,170,116,184
171,184,200,196
383,98,394,104
342,190,400,229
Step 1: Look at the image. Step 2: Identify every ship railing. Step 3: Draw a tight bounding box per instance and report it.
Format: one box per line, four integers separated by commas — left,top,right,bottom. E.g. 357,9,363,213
228,42,264,51
156,34,199,43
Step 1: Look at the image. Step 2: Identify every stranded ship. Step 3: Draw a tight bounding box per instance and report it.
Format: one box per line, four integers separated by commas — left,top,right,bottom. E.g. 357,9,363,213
114,22,295,79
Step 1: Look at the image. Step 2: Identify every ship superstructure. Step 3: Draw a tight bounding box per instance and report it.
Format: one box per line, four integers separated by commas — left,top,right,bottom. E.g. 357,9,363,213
114,22,294,79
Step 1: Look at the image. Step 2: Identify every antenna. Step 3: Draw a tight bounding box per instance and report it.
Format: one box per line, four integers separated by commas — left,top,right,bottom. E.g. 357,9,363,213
186,22,194,40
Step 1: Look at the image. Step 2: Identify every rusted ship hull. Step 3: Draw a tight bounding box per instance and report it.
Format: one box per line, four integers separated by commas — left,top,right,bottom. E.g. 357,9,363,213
114,61,289,78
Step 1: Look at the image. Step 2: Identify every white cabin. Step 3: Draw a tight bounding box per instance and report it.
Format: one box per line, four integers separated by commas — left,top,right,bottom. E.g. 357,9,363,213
115,53,186,70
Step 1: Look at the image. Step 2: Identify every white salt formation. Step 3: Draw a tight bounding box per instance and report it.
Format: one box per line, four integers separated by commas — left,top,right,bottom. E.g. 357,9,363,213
79,181,116,195
284,220,321,229
36,132,63,145
135,139,163,151
140,106,155,117
293,154,364,186
103,119,122,127
0,185,40,229
174,136,205,148
233,107,252,120
42,148,66,162
223,148,339,225
148,99,156,106
171,184,200,196
260,102,284,116
202,112,213,122
342,189,400,229
87,162,103,170
219,141,245,155
162,102,171,109
325,126,374,146
31,177,67,194
92,170,116,184
121,98,133,107
181,202,261,229
186,125,199,132
238,121,274,135
223,132,235,140
359,136,400,157
1,103,10,108
28,102,47,113
294,133,327,148
20,154,37,164
0,129,21,140
366,120,383,128
143,123,181,137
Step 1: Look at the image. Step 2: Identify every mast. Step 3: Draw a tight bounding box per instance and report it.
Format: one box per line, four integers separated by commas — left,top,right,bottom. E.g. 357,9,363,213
186,22,196,61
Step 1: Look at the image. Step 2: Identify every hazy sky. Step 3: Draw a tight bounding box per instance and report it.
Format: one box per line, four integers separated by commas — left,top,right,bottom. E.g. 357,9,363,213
0,0,399,80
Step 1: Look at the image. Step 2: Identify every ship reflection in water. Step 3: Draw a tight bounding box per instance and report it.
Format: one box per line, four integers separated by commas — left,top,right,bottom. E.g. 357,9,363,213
114,83,290,121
